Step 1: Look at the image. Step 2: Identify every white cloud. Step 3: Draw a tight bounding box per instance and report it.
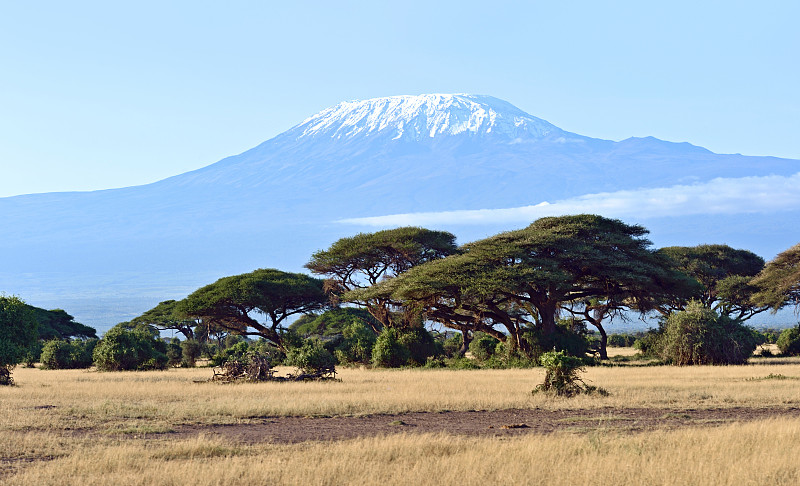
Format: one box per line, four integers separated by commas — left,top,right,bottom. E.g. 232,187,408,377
338,172,800,226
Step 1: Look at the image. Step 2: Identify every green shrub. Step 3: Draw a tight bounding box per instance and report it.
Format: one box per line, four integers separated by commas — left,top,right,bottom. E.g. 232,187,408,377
166,339,182,367
397,327,438,365
533,350,606,397
776,326,800,356
441,333,463,358
290,308,381,337
372,328,411,368
286,339,337,374
608,333,637,347
469,332,500,361
523,319,592,362
40,339,96,369
92,325,168,371
334,320,376,365
657,302,757,365
633,330,662,357
180,339,202,367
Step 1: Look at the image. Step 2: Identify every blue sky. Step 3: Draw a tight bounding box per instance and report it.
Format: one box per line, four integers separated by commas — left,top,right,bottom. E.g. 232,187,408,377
1,0,797,198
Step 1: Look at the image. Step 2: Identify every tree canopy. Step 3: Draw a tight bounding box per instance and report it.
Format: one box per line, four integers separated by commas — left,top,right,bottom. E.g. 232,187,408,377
353,215,689,355
751,243,800,311
132,300,197,340
657,244,767,321
177,268,327,350
0,295,39,384
26,306,97,340
306,227,457,330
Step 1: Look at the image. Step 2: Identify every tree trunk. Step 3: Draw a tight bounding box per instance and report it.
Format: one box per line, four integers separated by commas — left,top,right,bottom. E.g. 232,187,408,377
458,330,471,357
539,304,558,336
597,325,608,360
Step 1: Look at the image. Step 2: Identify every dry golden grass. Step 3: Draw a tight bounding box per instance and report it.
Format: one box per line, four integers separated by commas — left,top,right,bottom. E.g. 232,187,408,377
3,361,800,435
5,419,800,485
3,361,800,484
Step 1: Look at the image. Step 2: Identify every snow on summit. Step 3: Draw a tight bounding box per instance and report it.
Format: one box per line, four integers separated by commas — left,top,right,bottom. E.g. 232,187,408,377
294,94,562,141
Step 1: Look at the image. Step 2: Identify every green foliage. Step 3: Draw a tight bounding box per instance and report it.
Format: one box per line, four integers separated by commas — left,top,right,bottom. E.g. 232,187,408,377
92,324,169,371
40,339,97,369
776,326,800,356
291,308,381,337
397,327,438,365
334,319,377,365
285,339,337,374
658,244,766,320
656,301,758,365
180,339,202,367
633,331,662,357
307,227,458,329
0,295,38,385
441,333,463,358
179,268,327,349
165,339,182,367
751,243,800,311
132,300,196,340
533,350,604,397
523,319,592,362
607,333,637,347
211,339,285,368
372,328,411,368
26,306,96,341
468,332,499,361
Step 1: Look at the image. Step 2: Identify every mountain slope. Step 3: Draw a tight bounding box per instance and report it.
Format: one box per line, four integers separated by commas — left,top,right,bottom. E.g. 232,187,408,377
1,94,798,330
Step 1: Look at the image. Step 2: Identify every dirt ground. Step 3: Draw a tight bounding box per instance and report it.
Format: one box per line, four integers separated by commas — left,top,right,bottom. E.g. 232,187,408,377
172,406,800,444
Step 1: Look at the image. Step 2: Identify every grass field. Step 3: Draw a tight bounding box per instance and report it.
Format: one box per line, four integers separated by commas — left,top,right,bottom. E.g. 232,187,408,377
3,351,800,484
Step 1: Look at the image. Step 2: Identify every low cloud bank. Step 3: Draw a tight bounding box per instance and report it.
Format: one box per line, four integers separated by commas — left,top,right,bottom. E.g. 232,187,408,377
338,172,800,226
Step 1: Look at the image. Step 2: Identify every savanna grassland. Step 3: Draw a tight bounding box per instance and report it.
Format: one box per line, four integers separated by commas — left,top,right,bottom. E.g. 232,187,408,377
3,350,800,485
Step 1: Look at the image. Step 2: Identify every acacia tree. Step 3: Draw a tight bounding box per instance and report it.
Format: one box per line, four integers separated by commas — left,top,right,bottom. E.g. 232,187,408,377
355,215,688,357
305,227,458,332
0,295,38,385
751,243,800,311
657,244,768,322
177,268,327,351
132,300,197,340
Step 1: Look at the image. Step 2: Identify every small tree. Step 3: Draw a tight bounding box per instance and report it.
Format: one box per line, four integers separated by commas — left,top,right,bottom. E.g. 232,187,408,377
657,301,757,365
40,339,97,369
776,326,800,356
285,339,337,375
93,324,169,371
372,328,411,368
0,295,38,385
533,350,603,397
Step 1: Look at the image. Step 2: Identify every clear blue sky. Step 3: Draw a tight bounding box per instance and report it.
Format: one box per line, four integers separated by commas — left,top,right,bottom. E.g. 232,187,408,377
1,0,797,197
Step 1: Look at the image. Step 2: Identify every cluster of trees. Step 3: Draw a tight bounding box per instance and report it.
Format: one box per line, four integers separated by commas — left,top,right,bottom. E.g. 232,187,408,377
0,298,98,384
3,215,799,383
127,215,800,369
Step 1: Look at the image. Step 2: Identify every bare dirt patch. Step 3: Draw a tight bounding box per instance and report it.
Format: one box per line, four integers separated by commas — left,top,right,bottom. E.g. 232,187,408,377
171,406,800,444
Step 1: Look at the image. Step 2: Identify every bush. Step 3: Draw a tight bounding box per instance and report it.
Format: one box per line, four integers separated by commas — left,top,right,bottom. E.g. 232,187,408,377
40,339,96,369
92,325,169,371
607,333,637,347
533,350,606,397
166,339,182,367
441,333,463,358
286,339,337,374
372,328,411,368
657,302,757,365
180,339,202,367
776,326,800,356
397,327,438,365
523,319,592,362
469,332,500,361
334,320,376,365
211,340,285,367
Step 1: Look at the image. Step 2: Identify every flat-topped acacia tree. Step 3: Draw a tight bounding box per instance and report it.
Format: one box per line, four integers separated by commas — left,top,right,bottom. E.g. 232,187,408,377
353,215,690,356
132,300,198,341
751,242,800,312
657,244,768,322
177,269,327,351
305,227,458,331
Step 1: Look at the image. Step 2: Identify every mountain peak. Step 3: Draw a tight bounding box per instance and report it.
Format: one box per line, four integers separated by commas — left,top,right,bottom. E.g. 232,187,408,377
291,93,563,142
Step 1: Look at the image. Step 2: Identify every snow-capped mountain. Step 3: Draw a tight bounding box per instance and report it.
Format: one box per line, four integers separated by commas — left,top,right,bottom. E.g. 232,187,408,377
294,94,566,141
1,94,798,330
